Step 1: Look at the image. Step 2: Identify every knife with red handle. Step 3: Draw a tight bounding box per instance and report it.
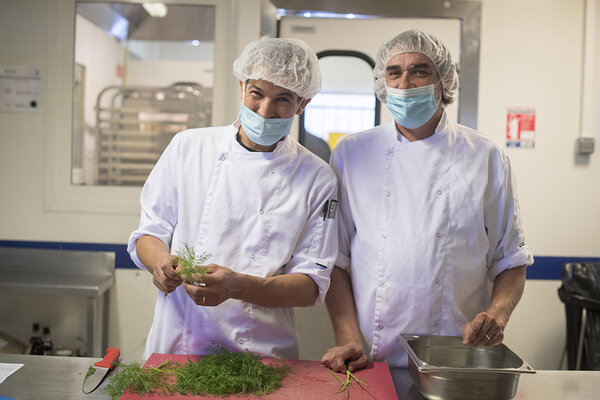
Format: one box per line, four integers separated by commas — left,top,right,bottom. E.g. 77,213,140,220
82,348,120,394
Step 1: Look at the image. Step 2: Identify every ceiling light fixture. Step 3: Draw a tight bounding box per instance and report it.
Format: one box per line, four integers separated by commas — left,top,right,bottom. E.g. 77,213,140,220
142,3,168,18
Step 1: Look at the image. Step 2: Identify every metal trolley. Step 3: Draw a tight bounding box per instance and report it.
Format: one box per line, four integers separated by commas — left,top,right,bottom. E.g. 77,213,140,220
95,83,211,186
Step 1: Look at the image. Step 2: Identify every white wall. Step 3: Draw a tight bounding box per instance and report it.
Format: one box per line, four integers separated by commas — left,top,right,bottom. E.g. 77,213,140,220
478,0,600,370
1,0,599,369
127,60,214,88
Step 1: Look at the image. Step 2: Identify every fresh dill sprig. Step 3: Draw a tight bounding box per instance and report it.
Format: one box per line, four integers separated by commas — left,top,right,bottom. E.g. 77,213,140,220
104,359,178,399
175,242,211,283
104,347,290,399
328,368,368,399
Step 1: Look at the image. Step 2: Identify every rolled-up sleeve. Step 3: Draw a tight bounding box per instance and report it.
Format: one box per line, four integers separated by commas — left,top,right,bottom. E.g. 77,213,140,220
127,136,180,270
485,152,534,280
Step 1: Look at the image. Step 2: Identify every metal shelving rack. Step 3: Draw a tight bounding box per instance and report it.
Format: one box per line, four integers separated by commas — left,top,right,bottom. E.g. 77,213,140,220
95,83,211,186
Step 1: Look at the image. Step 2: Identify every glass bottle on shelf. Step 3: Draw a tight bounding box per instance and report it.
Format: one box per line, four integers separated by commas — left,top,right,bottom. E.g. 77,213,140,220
42,326,53,355
26,323,43,355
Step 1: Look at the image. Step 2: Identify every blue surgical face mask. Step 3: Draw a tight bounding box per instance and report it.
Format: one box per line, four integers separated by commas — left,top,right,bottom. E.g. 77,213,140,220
237,84,298,146
385,82,440,129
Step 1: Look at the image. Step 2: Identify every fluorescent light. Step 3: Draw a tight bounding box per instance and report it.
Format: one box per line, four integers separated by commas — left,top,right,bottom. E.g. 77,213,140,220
143,3,168,18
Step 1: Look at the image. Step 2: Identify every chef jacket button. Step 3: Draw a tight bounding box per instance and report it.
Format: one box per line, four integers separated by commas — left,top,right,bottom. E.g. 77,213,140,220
435,278,440,284
250,253,255,259
239,339,244,344
198,241,203,246
382,233,387,239
434,322,439,328
219,154,227,161
271,169,276,174
259,209,264,215
436,233,441,238
440,149,446,155
437,190,442,195
378,324,384,330
187,330,192,335
385,192,391,197
378,279,385,286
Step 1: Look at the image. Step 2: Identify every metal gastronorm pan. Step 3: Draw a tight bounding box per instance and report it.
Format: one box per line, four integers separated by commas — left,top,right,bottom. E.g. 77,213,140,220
399,334,535,400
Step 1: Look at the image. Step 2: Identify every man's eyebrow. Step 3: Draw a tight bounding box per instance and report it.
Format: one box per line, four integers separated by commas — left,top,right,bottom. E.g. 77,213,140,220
247,83,264,92
386,63,433,72
276,91,295,99
410,63,433,70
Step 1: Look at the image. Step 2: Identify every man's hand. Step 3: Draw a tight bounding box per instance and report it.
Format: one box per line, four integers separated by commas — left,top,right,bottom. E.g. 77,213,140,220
151,253,182,294
463,265,527,347
462,311,505,347
321,341,368,373
182,263,239,306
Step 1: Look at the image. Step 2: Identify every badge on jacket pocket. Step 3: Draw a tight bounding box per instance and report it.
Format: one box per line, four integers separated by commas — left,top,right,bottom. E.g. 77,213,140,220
323,199,338,220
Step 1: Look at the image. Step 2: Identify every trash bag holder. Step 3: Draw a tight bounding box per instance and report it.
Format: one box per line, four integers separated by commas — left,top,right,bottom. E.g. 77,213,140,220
558,262,600,370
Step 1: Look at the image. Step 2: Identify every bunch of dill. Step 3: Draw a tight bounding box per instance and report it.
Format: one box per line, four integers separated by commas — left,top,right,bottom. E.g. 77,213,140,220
104,348,290,399
173,347,290,396
175,242,211,284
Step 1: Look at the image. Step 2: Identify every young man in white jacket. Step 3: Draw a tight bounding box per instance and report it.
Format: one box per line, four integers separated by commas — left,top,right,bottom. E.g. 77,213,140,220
321,29,534,371
128,38,338,360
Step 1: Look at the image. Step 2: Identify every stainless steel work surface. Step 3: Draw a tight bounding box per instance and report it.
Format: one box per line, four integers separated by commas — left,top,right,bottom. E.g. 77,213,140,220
0,354,119,400
2,354,600,400
391,368,600,400
0,247,115,297
0,271,114,297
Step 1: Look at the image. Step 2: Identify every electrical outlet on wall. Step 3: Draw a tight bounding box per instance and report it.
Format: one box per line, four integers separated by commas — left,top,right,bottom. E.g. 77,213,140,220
576,137,595,155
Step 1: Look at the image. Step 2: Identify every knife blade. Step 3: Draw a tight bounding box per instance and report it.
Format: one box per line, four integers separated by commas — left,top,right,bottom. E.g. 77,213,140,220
82,347,120,394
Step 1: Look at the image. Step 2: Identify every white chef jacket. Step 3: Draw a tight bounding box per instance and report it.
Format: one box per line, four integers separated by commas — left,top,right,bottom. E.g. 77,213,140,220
127,122,338,360
331,112,533,367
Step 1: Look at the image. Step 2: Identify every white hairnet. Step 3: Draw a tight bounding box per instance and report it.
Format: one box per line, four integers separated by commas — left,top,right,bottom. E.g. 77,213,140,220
233,38,321,99
374,29,459,105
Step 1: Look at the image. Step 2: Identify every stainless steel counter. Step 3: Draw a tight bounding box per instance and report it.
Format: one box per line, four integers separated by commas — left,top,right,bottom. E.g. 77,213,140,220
1,354,599,399
0,247,115,357
0,354,117,400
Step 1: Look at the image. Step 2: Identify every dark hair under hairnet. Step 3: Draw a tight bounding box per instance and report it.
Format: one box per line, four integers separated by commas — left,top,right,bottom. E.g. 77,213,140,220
374,29,459,105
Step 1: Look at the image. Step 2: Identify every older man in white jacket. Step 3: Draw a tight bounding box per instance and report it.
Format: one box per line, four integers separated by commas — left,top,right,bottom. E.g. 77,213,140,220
128,38,338,360
321,29,534,372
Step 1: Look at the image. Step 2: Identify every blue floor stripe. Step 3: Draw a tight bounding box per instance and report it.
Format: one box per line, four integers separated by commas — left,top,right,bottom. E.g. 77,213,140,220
0,240,599,278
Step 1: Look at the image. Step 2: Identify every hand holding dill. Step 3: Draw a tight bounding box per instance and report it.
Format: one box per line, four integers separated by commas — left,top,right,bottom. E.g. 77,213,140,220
175,242,211,285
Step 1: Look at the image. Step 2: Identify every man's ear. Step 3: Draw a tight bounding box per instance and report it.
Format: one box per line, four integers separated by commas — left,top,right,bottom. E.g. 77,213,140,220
238,81,244,100
295,98,312,115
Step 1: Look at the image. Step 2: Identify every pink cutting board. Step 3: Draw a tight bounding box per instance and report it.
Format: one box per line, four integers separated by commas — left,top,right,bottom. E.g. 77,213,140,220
120,353,398,400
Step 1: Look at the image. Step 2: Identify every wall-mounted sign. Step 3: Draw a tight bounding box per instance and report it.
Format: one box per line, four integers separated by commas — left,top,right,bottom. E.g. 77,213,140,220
506,107,535,148
0,65,41,112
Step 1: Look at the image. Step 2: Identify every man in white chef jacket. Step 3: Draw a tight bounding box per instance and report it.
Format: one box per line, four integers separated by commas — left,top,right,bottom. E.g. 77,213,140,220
321,29,534,371
127,38,338,360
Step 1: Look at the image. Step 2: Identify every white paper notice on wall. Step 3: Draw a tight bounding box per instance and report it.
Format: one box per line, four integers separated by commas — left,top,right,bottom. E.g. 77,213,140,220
0,65,41,112
506,107,536,149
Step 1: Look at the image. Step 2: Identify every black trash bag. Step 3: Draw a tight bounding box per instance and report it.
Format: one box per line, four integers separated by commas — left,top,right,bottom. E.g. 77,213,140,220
558,262,600,370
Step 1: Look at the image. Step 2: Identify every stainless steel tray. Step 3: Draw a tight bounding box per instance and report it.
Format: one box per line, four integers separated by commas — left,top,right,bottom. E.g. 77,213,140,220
399,334,535,400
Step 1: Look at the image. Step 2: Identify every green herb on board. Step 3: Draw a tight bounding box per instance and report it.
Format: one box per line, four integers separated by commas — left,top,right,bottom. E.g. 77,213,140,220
105,358,178,399
328,368,368,399
175,242,211,284
104,348,290,399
